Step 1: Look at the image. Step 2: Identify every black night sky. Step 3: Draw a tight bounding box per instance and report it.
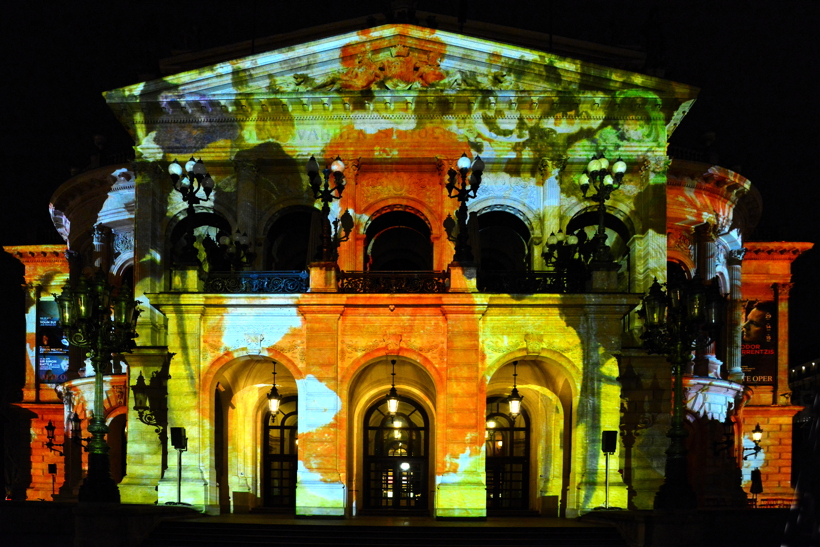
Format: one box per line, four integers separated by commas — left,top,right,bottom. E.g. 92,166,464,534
2,0,819,359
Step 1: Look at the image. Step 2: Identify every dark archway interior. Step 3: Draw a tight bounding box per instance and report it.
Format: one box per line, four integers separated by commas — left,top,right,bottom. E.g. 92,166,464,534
365,211,432,271
266,207,317,270
169,212,232,266
478,211,530,271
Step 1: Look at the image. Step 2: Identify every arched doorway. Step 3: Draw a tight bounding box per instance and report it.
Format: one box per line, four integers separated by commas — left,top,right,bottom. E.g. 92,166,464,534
485,397,530,511
263,397,298,508
363,397,429,513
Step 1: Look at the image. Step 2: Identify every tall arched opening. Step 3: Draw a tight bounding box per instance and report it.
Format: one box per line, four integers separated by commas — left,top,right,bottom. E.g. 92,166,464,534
363,396,429,512
210,356,298,513
364,209,432,270
476,209,531,271
346,357,437,516
263,396,298,508
485,397,529,511
265,206,320,269
487,359,574,516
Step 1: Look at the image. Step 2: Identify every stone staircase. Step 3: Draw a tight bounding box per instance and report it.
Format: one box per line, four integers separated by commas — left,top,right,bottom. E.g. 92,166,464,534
140,521,628,547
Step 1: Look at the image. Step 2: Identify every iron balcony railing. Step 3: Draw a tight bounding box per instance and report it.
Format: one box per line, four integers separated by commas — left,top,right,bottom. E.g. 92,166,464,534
337,271,450,293
203,271,309,293
200,269,589,294
477,270,587,294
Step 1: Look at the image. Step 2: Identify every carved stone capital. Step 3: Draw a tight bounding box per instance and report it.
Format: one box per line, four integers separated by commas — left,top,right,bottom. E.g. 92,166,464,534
537,155,567,181
772,282,794,299
640,155,671,175
727,247,746,266
130,160,164,181
232,158,258,179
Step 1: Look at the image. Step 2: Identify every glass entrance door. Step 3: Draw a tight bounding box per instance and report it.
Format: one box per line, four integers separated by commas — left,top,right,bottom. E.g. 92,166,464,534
363,398,428,513
263,398,297,508
486,398,529,511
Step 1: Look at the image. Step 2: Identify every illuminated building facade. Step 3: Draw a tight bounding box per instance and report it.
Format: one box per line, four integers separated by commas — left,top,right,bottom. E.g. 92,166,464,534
4,21,808,516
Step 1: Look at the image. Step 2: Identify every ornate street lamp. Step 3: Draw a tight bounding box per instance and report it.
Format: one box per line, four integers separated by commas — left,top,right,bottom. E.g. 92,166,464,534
640,275,722,510
743,423,764,460
267,361,282,422
54,271,140,503
131,371,165,435
542,230,588,292
507,361,523,424
44,420,66,456
386,359,400,420
306,155,346,263
214,230,257,271
168,157,215,264
578,154,627,266
445,153,485,263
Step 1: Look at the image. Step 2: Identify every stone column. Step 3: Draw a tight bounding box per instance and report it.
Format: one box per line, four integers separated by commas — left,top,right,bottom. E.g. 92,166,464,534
693,223,721,377
131,161,168,346
772,282,794,404
538,155,565,270
92,224,111,271
232,159,259,269
726,249,746,383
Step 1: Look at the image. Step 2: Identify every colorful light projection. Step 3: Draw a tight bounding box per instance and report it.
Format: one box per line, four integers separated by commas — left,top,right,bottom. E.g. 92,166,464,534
104,23,696,515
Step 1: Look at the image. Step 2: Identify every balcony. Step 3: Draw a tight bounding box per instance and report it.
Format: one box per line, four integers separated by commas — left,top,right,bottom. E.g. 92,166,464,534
203,271,309,293
200,269,589,294
337,271,450,293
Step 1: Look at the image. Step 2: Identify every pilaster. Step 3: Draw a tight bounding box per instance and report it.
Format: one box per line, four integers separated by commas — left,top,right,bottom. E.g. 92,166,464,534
297,304,345,516
726,249,745,383
772,282,794,404
119,347,172,505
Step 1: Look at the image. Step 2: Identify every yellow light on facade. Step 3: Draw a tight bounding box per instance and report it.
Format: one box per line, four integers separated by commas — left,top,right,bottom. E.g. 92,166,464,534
386,359,400,416
752,423,763,442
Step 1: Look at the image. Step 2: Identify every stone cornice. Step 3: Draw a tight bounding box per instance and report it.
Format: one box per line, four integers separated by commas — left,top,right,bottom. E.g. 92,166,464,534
742,241,814,261
667,160,750,205
3,245,68,264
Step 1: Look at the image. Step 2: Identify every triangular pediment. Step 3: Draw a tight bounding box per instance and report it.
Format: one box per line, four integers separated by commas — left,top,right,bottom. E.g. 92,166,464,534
106,24,696,105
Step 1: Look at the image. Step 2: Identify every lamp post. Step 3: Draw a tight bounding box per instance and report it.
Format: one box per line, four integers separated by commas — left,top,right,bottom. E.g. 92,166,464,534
267,361,282,423
168,157,215,264
507,361,523,424
542,230,587,292
743,423,764,460
445,153,485,264
54,271,140,503
216,230,257,271
306,156,346,263
386,359,400,422
641,275,721,510
578,154,627,265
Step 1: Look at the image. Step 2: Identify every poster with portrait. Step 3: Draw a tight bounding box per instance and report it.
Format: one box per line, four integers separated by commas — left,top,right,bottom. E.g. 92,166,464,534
741,300,777,385
37,300,70,383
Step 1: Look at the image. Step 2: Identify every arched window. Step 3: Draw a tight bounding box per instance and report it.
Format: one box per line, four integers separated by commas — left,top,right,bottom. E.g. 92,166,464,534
263,397,298,507
266,207,320,270
365,210,432,271
363,397,429,512
169,212,231,270
476,210,531,271
486,397,529,511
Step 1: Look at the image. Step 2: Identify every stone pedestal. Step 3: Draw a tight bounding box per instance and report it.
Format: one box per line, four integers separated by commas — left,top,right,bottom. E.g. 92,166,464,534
588,263,619,292
171,265,203,292
447,262,477,293
308,262,338,292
